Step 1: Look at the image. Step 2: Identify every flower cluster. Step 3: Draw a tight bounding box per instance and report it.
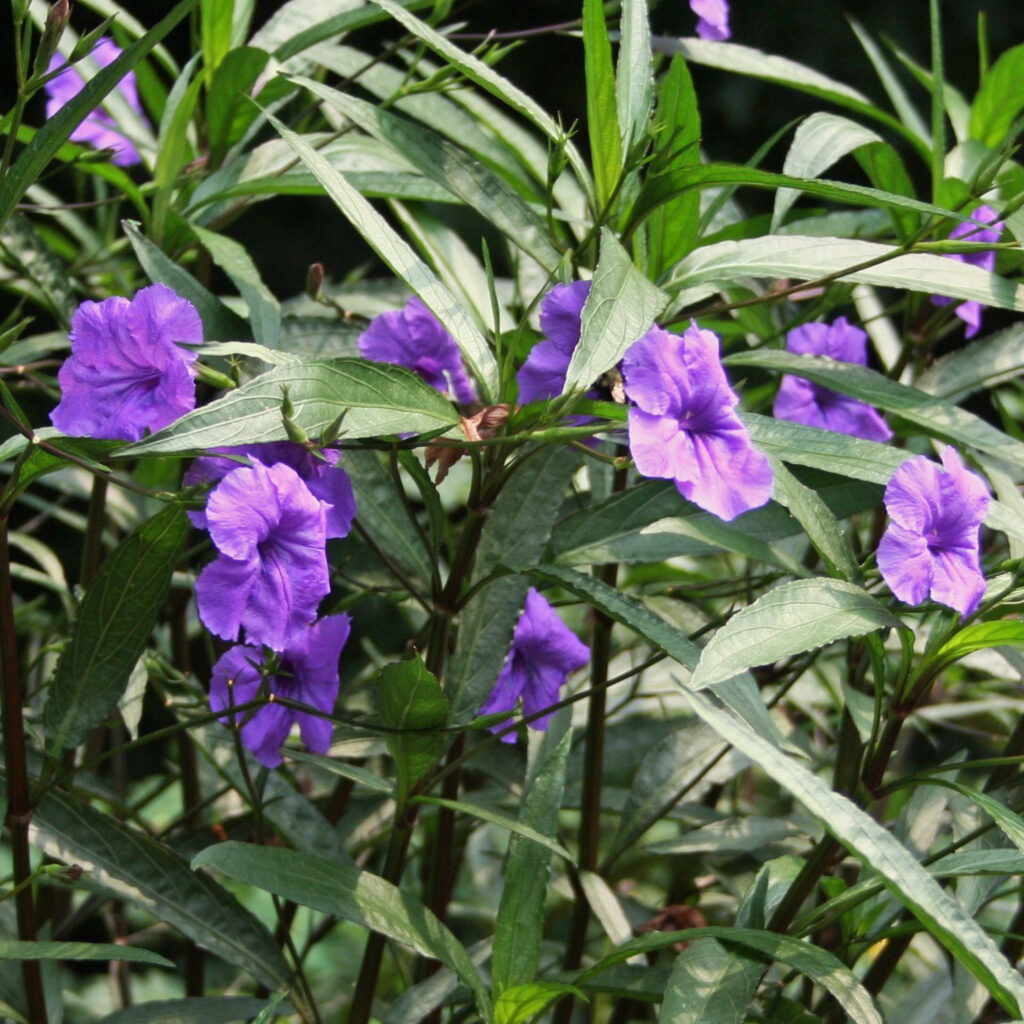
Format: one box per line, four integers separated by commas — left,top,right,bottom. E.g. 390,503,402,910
932,205,1004,338
45,37,147,167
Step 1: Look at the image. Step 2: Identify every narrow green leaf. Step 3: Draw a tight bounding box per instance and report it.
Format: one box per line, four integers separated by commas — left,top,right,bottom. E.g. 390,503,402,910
43,504,188,758
915,322,1024,402
192,842,492,1020
583,0,622,207
658,938,763,1024
288,750,394,795
122,359,459,456
0,941,171,967
206,46,270,165
921,621,1024,677
647,816,801,855
562,230,666,393
201,0,234,76
922,780,1024,856
927,0,945,201
691,579,904,691
492,730,572,994
969,43,1024,146
97,997,278,1024
495,983,581,1024
616,0,654,157
32,790,291,988
0,0,198,229
152,55,202,243
264,109,499,399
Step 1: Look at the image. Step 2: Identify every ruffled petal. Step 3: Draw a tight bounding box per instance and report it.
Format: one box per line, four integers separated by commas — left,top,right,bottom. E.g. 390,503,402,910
242,702,295,768
877,524,932,606
929,546,986,616
195,555,257,641
539,281,591,355
517,340,571,403
883,456,943,533
681,427,774,521
128,283,203,357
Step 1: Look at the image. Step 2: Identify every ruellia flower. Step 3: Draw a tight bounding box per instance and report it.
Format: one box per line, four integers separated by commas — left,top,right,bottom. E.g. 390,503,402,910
50,283,201,441
690,0,730,40
45,37,147,166
209,614,352,768
773,316,893,442
359,296,476,404
195,460,330,651
622,323,773,521
184,442,356,539
517,280,591,403
877,447,989,617
932,205,1004,338
479,588,589,742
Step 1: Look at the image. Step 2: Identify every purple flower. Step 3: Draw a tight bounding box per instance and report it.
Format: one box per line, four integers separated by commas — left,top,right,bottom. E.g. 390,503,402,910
50,283,201,441
932,205,1004,338
877,447,989,617
690,0,730,40
210,614,351,768
773,316,893,442
479,588,589,742
359,297,476,404
622,322,773,521
196,460,330,651
185,443,356,539
45,38,146,166
517,281,591,403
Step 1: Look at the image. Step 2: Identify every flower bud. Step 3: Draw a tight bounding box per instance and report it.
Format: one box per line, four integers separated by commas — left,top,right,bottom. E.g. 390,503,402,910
34,0,70,76
305,262,325,300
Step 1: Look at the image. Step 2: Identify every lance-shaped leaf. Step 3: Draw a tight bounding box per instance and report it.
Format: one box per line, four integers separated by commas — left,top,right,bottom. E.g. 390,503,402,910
122,359,459,456
0,941,172,967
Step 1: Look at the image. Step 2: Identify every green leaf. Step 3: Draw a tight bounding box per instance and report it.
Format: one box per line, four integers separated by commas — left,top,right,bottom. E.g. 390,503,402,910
728,345,1024,470
287,77,563,274
691,579,904,691
97,997,279,1024
200,0,234,76
192,842,492,1020
658,938,763,1024
665,234,1024,315
922,780,1024,856
193,225,281,346
152,54,202,243
915,322,1024,402
647,55,701,277
264,109,499,399
374,656,448,803
495,983,581,1024
771,113,883,230
43,503,188,758
562,229,666,394
0,940,171,967
616,0,653,158
582,0,621,208
919,621,1024,678
207,46,269,165
288,750,394,795
124,221,251,341
492,730,572,995
123,359,459,456
32,789,291,988
646,816,802,855
676,687,1024,1017
969,43,1024,147
0,0,198,230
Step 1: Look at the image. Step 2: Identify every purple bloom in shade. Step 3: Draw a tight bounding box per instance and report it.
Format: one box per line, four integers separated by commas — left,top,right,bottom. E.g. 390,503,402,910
690,0,730,40
773,316,893,442
479,588,589,742
50,283,201,441
932,205,1004,338
196,460,330,651
184,442,356,539
45,38,146,166
622,322,773,521
877,446,989,617
359,297,476,404
517,281,591,403
209,614,352,768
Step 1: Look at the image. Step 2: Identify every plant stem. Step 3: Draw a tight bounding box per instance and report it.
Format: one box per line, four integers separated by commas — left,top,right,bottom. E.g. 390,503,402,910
80,475,108,587
0,517,46,1022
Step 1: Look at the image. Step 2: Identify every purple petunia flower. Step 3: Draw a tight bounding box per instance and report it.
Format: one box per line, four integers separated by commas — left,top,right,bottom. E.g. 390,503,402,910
690,0,730,40
45,37,147,166
877,446,989,617
479,588,589,742
359,296,476,404
210,614,351,768
622,322,773,521
50,283,201,441
932,205,1004,338
773,316,893,442
184,442,356,539
517,281,592,403
196,460,330,651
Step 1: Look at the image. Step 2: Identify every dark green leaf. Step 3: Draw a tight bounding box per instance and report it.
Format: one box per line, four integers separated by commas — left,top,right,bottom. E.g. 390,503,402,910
97,997,279,1024
583,0,621,206
0,941,171,967
207,46,270,165
43,503,188,758
658,938,763,1024
969,43,1024,147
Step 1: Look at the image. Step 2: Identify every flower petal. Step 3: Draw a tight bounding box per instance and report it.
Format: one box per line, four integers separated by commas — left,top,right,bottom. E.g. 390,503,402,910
877,524,932,606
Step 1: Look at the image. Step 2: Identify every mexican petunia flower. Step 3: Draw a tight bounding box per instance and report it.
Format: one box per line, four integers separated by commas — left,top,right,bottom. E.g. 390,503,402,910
45,37,147,166
690,0,730,40
196,460,330,651
517,280,592,403
50,283,201,441
359,296,476,404
877,446,989,617
479,588,589,742
184,442,356,539
622,322,773,521
210,614,351,768
932,205,1004,338
773,316,893,442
